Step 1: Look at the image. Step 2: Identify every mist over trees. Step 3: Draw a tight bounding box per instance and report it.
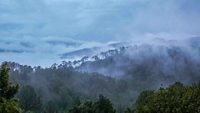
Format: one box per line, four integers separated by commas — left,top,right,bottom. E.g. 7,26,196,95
8,62,134,113
78,37,200,84
2,61,200,113
0,37,200,113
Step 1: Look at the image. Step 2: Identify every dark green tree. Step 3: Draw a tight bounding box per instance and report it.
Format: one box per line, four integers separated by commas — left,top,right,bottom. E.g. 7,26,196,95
69,101,93,113
0,63,21,113
133,82,200,113
18,85,42,113
0,63,19,99
93,95,116,113
133,90,154,113
69,95,116,113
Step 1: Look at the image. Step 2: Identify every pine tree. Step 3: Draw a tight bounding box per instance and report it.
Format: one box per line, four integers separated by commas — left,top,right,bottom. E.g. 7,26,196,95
0,62,21,113
93,95,116,113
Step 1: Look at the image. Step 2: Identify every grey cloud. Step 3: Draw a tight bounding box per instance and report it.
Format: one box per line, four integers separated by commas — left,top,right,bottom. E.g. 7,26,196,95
0,23,23,31
1,0,199,41
60,48,97,59
0,48,31,53
46,40,82,47
20,42,34,48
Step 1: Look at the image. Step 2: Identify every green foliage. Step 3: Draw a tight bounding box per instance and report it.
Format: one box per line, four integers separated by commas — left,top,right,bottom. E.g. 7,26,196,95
133,82,200,113
6,61,200,113
0,63,19,99
9,62,128,113
69,95,116,113
0,98,22,113
93,95,116,113
133,90,154,113
0,63,22,113
69,101,93,113
18,85,42,113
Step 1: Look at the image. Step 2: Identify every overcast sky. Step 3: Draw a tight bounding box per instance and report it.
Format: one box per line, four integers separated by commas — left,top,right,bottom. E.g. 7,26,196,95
0,0,200,66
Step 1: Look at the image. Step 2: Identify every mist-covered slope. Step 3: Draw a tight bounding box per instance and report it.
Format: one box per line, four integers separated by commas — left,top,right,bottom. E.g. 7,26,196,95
7,62,138,113
77,37,200,85
4,37,200,113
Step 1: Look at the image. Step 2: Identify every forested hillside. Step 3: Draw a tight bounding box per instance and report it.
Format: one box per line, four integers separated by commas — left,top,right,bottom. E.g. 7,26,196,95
1,0,200,112
1,37,200,113
8,62,137,113
0,62,200,113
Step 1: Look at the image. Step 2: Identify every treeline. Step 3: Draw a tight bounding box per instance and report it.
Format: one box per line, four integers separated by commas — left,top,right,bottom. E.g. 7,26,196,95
1,63,200,113
8,62,138,113
2,40,199,113
69,82,200,113
5,60,200,113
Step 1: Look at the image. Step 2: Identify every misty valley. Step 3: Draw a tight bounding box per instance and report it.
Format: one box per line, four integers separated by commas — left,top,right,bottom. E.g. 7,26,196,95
0,37,200,113
1,0,200,112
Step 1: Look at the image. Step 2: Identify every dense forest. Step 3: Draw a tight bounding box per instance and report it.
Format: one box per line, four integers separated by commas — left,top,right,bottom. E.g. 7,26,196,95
1,62,200,113
1,0,200,112
0,37,200,113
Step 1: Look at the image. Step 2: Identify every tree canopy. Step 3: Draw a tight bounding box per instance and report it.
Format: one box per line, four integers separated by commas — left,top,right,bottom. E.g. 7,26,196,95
69,95,116,113
132,82,200,113
0,63,21,113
